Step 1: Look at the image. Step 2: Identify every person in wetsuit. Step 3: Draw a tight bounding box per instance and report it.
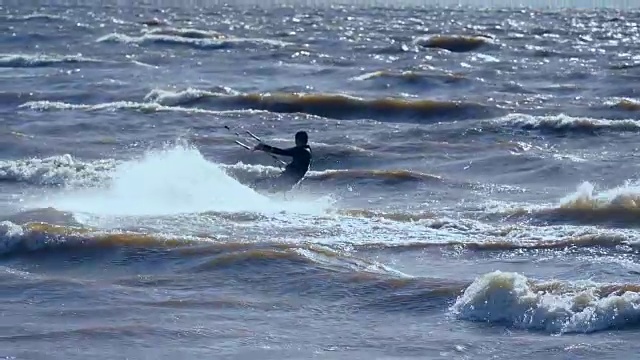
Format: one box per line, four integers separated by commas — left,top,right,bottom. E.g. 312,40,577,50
252,131,312,193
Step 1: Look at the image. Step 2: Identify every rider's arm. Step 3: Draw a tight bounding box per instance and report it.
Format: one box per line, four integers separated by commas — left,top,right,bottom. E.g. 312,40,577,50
258,144,296,157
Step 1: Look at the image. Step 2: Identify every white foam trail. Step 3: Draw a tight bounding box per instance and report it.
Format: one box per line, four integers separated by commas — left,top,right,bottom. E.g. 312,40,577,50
32,144,333,217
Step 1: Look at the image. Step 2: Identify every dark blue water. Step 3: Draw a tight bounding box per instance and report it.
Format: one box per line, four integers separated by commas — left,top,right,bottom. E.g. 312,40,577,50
1,2,640,359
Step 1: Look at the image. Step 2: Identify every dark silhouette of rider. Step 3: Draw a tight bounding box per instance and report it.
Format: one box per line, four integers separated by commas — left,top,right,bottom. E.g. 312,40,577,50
252,131,312,193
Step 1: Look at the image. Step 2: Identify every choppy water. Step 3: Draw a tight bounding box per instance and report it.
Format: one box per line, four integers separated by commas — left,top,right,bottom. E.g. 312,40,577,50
2,2,640,359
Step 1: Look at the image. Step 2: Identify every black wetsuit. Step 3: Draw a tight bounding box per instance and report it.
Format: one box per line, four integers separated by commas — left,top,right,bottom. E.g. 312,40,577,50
256,144,312,192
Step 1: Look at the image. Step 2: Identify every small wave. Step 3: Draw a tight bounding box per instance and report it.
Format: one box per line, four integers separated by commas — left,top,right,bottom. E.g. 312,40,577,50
3,13,66,22
23,89,501,123
0,213,632,260
0,53,102,68
338,209,436,222
139,18,171,27
18,100,266,116
0,221,206,256
144,27,226,39
356,233,630,252
143,87,240,107
492,113,640,133
307,169,442,183
355,279,471,314
607,98,640,112
0,221,409,279
0,154,116,188
525,45,562,58
144,88,500,122
492,182,640,228
450,270,640,333
610,62,640,70
349,69,469,85
534,182,640,227
2,208,81,227
413,35,494,52
97,32,290,50
221,92,498,122
188,243,405,277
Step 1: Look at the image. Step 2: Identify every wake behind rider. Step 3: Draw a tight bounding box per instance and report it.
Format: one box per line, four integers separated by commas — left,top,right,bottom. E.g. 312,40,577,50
252,131,312,192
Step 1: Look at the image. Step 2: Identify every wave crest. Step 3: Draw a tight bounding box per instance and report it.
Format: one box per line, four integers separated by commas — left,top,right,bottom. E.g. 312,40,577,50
450,270,640,334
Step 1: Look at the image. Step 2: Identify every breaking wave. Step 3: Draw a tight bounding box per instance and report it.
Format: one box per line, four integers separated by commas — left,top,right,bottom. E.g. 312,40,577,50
495,181,640,228
451,270,640,334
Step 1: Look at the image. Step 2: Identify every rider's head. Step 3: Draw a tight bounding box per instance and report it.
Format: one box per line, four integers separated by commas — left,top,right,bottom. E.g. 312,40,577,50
295,131,308,146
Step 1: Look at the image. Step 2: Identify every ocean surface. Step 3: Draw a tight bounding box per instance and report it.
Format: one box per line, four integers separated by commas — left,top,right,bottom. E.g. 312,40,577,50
2,2,640,359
